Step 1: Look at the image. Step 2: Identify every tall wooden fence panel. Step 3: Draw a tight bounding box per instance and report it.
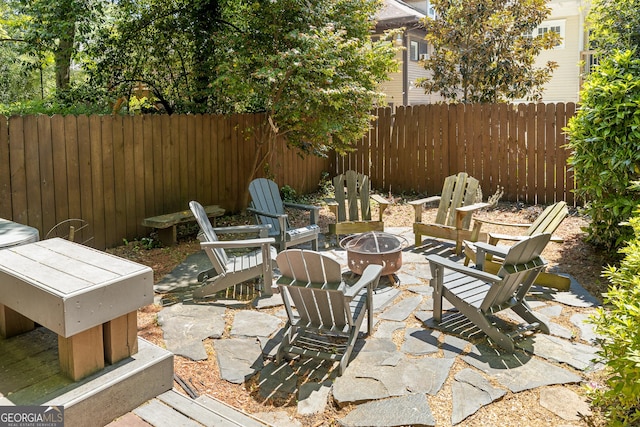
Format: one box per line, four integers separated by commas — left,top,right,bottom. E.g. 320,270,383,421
1,114,329,250
331,103,576,206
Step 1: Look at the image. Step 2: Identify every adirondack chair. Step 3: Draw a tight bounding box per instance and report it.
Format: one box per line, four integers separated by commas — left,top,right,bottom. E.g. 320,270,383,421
409,172,489,254
326,170,390,243
248,178,321,252
275,249,383,375
463,201,570,290
427,233,552,352
189,201,277,298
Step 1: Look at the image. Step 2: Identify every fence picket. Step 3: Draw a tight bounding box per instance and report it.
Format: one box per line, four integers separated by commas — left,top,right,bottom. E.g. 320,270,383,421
0,105,576,250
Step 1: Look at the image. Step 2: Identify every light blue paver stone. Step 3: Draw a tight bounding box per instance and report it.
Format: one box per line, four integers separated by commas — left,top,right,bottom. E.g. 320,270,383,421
462,344,582,392
214,338,264,384
373,320,406,339
379,295,423,321
401,328,440,355
338,393,435,427
451,369,507,425
297,381,332,416
231,310,282,337
517,334,601,371
158,303,226,360
570,312,603,344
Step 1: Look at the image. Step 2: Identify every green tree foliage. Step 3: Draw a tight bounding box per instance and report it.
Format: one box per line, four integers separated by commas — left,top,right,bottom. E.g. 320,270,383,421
565,50,640,249
588,0,640,58
212,0,397,178
418,0,560,103
5,0,105,92
589,201,640,425
88,0,228,114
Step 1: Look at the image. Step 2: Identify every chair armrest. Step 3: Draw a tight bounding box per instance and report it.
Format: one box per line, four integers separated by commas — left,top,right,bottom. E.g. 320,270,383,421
370,194,390,207
474,241,510,258
344,264,383,298
201,238,275,250
488,232,563,244
213,224,272,236
426,254,501,283
475,217,531,228
409,195,441,207
456,202,490,213
409,196,441,222
246,207,287,220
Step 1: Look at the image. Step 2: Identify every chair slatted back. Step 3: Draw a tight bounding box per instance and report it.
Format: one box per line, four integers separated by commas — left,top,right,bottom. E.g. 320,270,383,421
189,201,228,272
527,202,568,237
480,233,551,312
333,170,371,222
249,178,288,235
276,250,351,329
437,172,481,228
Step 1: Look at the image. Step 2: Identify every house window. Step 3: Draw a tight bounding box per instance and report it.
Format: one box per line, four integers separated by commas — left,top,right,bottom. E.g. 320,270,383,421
426,0,436,18
410,40,429,61
535,20,565,49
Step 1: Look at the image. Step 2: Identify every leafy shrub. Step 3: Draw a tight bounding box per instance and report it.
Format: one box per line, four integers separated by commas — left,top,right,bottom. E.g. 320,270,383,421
589,204,640,425
564,50,640,250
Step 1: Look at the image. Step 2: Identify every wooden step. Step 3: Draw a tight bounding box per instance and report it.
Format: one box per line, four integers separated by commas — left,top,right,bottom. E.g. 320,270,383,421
117,390,272,427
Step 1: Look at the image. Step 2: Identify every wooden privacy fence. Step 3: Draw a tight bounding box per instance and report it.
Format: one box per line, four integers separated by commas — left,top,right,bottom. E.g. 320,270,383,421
1,103,576,250
332,103,576,206
0,114,329,250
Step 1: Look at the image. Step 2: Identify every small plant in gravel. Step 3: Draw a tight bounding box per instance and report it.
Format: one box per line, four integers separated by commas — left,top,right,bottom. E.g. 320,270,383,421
588,203,640,425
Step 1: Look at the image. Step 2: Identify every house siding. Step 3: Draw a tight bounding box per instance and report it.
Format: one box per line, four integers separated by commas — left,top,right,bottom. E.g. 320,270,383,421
379,49,405,107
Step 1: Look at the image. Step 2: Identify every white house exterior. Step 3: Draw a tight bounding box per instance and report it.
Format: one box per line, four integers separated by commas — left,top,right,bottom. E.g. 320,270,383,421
374,0,592,106
525,0,592,103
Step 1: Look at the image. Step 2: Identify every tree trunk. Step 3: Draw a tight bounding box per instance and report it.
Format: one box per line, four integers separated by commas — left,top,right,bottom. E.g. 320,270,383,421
54,25,75,91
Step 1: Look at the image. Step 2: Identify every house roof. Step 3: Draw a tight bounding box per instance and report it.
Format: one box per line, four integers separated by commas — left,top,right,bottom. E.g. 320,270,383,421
375,0,425,31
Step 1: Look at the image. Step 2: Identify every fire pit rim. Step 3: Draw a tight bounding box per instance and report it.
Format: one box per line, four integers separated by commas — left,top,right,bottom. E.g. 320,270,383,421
339,231,408,254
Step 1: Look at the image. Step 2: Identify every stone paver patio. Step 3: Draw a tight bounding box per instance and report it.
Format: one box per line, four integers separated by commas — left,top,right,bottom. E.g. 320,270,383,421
154,228,601,426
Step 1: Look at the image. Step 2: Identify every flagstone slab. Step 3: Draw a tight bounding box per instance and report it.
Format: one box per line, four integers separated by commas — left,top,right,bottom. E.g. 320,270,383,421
373,320,406,339
401,328,441,355
539,386,592,421
570,312,602,344
517,334,600,371
157,303,226,360
214,338,264,384
379,295,423,321
451,369,507,425
231,310,282,338
462,344,582,392
338,393,435,427
297,381,332,416
442,335,471,358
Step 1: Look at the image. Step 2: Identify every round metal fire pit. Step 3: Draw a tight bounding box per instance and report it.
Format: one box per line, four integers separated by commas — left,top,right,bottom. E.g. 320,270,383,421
340,231,407,276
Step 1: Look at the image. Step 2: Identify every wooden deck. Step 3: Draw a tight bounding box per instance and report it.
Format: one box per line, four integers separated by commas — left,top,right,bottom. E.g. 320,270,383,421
0,327,173,427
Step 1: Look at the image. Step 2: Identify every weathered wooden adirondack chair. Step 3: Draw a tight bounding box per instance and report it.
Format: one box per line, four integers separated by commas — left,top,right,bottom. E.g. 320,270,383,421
427,233,552,352
248,178,321,252
189,201,277,298
464,201,570,290
326,170,390,243
410,172,489,254
275,249,383,375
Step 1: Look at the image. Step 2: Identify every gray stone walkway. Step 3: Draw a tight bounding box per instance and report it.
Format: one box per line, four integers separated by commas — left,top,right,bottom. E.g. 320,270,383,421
154,228,602,426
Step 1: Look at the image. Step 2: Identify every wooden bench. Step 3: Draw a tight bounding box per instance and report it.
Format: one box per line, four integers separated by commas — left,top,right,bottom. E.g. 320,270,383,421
0,238,153,381
142,205,225,246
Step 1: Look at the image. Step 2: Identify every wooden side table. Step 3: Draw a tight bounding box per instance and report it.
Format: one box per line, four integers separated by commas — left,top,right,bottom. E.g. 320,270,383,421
0,238,153,381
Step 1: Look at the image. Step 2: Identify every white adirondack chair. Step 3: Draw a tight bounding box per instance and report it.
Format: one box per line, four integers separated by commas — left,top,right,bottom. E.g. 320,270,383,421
275,249,383,375
190,201,277,298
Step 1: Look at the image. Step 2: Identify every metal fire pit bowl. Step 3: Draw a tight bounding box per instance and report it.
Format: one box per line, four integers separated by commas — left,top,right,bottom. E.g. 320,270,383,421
340,231,408,277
